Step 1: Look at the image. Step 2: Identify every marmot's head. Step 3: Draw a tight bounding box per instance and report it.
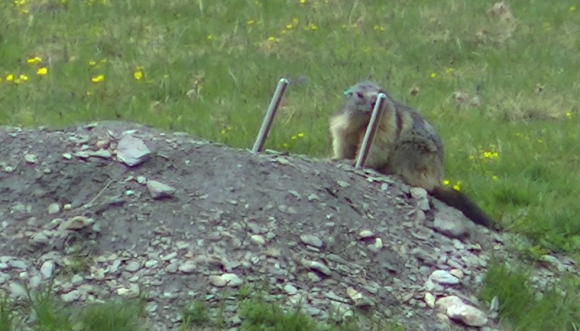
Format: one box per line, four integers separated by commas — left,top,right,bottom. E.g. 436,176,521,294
343,80,387,114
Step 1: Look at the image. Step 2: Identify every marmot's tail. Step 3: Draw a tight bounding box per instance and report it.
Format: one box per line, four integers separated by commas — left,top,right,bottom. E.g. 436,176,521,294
430,186,494,229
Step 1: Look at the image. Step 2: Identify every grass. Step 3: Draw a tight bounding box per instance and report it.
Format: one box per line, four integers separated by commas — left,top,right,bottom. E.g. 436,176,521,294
0,278,146,331
479,259,580,331
0,279,404,331
1,0,580,329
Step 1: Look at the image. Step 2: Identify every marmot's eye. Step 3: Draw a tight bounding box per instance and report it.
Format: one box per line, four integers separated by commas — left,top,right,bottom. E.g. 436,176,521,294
357,92,364,98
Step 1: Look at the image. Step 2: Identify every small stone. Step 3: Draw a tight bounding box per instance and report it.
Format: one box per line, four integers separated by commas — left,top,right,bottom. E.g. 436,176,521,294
424,292,436,308
146,180,176,199
209,273,243,287
178,262,196,273
302,259,331,276
24,154,37,164
337,180,350,188
284,284,298,295
433,210,468,238
300,234,323,248
40,261,55,279
449,269,464,279
47,203,60,215
358,230,375,239
539,255,566,272
117,284,140,298
447,302,488,327
409,187,428,200
125,261,141,272
8,282,27,299
58,216,94,231
61,290,81,302
116,135,151,167
429,270,460,285
250,235,265,245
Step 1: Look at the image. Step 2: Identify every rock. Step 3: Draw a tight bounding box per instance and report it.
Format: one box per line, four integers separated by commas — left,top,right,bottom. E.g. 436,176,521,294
178,261,196,273
24,153,37,164
58,215,94,231
447,302,488,327
358,230,375,239
301,259,332,276
429,270,460,285
209,273,243,287
250,235,265,245
284,284,298,295
300,234,323,248
424,292,436,308
116,135,151,167
8,282,28,299
40,260,55,279
146,180,177,199
47,203,60,215
436,295,488,327
433,210,468,238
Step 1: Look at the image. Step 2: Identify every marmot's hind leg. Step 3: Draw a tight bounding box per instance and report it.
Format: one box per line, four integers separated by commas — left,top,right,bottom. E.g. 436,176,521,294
389,141,443,191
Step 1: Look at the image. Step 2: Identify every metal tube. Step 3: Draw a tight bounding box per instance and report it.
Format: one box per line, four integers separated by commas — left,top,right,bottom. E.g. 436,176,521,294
251,78,290,154
355,93,386,168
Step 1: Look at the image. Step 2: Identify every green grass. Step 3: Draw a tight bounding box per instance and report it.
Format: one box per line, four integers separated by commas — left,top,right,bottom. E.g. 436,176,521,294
0,279,146,331
479,259,580,331
1,0,580,330
0,280,404,331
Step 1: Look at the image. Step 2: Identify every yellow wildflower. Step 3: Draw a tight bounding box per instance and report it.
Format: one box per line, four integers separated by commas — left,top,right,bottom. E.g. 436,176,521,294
430,73,436,78
443,179,450,186
481,151,499,159
89,60,96,66
297,133,304,138
27,56,42,65
91,75,104,83
37,67,47,76
6,74,13,81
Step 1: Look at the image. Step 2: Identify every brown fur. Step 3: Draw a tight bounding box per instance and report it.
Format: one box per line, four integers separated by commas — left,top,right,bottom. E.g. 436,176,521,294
330,80,494,229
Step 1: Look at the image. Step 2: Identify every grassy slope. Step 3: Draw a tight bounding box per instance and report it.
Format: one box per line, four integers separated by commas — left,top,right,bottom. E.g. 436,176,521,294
1,0,580,330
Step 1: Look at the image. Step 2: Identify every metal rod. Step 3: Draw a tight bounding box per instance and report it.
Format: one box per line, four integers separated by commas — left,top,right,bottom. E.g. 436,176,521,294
251,78,290,154
355,93,386,168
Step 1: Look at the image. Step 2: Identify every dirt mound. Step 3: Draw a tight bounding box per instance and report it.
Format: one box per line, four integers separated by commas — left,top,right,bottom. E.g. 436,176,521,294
0,121,574,331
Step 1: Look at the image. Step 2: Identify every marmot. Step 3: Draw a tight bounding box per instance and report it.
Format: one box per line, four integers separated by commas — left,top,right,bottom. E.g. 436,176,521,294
329,80,494,229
